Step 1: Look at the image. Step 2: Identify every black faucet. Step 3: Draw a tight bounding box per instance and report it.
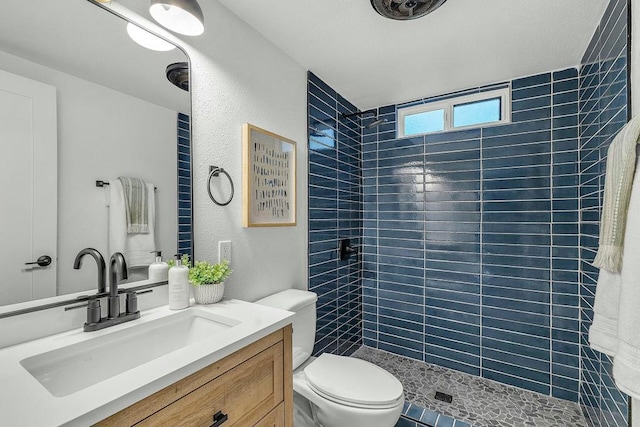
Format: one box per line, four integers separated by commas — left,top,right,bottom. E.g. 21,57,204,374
108,252,128,319
67,251,150,332
73,248,106,294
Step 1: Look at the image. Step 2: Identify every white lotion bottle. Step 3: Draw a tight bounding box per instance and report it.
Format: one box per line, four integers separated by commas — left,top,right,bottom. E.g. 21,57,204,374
148,251,169,282
168,255,190,310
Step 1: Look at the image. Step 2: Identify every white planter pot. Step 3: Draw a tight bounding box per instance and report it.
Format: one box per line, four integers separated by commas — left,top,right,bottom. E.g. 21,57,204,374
192,282,225,304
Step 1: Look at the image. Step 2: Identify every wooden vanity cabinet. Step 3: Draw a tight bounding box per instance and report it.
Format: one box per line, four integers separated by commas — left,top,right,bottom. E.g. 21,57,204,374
96,325,293,427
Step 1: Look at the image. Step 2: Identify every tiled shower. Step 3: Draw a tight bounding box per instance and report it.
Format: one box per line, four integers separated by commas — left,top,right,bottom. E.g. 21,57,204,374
307,0,630,424
361,67,581,400
579,0,630,424
308,72,363,358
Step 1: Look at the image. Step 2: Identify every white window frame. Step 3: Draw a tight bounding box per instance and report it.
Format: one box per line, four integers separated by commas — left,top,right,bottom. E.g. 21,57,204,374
397,87,511,138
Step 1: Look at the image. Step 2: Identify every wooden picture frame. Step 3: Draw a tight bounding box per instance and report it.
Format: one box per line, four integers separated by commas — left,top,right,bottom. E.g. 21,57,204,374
242,123,297,227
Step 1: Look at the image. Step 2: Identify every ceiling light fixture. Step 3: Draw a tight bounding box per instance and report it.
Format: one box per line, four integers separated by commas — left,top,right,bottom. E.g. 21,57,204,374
126,23,176,51
166,62,189,91
370,0,448,20
149,0,204,36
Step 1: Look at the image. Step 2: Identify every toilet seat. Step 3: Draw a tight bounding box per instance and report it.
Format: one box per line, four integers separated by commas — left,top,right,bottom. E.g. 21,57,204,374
303,354,404,409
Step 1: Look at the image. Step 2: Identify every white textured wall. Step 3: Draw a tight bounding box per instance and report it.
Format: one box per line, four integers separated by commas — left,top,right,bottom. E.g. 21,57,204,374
0,50,177,296
187,4,308,301
111,1,309,302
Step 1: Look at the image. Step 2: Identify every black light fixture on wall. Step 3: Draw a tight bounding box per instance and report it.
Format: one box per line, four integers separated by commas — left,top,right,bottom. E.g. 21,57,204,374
149,0,204,36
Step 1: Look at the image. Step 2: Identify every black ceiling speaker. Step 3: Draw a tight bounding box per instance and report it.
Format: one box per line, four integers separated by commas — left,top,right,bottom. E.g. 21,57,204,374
166,62,189,91
370,0,448,20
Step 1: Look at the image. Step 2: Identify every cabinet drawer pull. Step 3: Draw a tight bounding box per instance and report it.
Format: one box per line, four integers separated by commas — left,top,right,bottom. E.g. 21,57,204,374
211,410,228,427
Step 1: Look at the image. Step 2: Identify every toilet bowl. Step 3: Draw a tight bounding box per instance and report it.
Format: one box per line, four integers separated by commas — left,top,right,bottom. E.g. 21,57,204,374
293,353,404,427
255,289,404,427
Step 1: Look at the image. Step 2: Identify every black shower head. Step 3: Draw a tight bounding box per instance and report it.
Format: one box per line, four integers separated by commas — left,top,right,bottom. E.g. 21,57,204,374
342,109,387,129
365,117,389,129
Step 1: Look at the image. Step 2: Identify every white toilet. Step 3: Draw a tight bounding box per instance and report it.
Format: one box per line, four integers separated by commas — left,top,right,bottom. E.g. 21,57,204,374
256,289,404,427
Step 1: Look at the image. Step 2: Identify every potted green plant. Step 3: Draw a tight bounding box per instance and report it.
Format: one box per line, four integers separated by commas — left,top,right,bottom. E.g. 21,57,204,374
169,255,232,304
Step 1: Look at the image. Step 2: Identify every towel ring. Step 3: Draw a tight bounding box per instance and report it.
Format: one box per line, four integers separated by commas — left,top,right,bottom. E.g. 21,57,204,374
207,165,234,206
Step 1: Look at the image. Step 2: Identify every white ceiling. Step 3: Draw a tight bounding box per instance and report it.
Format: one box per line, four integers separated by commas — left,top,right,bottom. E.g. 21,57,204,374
8,1,607,113
216,0,609,110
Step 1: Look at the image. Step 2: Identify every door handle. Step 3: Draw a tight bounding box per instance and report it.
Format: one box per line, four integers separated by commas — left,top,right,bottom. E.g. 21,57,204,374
25,255,52,267
210,410,228,427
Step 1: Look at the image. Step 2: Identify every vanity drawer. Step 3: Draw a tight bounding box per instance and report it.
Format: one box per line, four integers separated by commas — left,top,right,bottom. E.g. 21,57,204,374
136,341,284,426
254,402,284,427
96,325,292,427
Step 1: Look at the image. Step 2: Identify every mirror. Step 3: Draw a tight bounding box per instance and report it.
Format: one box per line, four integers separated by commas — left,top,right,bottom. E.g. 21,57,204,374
0,0,191,309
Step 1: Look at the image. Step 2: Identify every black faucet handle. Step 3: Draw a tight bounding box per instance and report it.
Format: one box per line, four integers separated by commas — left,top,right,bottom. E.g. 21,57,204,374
64,299,102,325
87,299,101,324
125,289,153,314
125,292,138,315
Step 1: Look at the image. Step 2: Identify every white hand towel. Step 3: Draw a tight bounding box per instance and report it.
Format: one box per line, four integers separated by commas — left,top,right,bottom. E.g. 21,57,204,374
593,113,640,272
589,269,621,356
108,180,156,268
119,176,149,234
612,161,640,399
590,155,640,399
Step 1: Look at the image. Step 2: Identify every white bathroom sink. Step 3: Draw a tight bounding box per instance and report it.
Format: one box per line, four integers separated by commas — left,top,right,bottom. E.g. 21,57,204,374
20,308,240,397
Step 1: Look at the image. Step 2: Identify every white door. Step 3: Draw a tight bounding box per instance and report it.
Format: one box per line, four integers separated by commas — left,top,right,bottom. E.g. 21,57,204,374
0,69,57,305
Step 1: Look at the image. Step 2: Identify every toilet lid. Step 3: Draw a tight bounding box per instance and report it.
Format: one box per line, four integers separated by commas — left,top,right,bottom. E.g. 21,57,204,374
303,354,403,407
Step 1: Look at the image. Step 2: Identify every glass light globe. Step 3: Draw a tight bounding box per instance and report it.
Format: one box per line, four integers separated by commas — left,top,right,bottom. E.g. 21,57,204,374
126,23,175,52
149,1,204,36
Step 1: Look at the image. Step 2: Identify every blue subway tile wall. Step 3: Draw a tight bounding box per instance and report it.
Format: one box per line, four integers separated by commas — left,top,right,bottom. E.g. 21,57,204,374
361,69,582,401
396,401,472,427
579,0,629,425
307,2,630,422
308,71,363,356
177,112,192,258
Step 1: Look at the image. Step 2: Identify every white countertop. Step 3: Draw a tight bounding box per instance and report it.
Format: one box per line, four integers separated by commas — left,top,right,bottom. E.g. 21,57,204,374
0,299,293,426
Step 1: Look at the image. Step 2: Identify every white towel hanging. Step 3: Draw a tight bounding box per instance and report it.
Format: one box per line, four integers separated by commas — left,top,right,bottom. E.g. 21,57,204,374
108,179,156,268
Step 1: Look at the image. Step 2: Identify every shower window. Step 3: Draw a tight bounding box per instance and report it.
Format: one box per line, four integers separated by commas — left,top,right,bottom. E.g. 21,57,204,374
404,108,445,135
453,97,502,128
397,87,510,137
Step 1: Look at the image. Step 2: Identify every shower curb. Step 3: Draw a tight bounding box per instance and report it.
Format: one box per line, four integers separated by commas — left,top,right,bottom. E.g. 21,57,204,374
397,401,473,427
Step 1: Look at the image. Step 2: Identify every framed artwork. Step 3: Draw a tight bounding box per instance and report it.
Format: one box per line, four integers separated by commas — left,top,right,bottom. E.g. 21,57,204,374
242,123,297,227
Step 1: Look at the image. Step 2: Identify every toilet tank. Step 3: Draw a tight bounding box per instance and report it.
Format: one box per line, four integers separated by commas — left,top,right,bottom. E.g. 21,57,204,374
255,289,317,369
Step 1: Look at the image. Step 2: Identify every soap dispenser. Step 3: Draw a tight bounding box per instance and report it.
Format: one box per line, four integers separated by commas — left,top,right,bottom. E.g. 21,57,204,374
168,254,190,310
149,251,169,282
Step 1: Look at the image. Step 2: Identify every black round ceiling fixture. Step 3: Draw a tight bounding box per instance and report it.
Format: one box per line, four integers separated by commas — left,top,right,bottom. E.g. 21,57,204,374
166,62,189,91
370,0,448,20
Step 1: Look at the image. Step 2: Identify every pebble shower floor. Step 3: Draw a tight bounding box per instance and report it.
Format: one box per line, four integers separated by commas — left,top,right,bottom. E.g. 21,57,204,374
352,346,587,427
